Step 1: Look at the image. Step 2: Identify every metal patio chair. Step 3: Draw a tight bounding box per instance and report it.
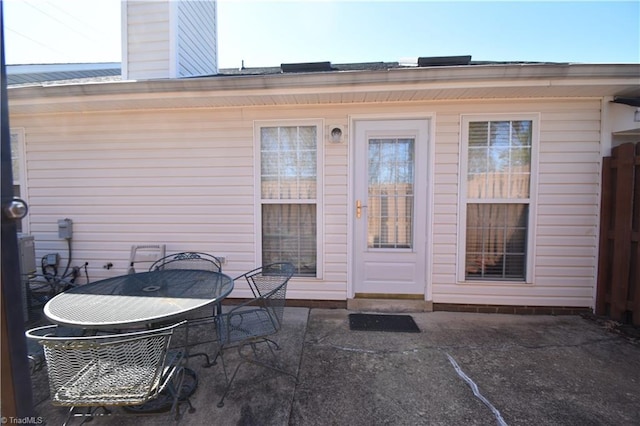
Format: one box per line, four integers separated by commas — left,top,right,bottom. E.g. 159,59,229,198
149,251,222,272
128,244,166,274
149,251,224,351
211,262,296,407
25,321,194,425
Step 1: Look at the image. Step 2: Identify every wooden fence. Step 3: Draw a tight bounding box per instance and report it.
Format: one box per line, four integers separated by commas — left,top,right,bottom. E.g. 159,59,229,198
596,142,640,325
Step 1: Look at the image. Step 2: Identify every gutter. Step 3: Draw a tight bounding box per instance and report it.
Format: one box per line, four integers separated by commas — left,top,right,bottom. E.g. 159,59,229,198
9,63,640,99
7,63,640,114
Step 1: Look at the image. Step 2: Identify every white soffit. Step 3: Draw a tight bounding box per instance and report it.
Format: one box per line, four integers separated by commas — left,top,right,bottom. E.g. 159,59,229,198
8,63,640,114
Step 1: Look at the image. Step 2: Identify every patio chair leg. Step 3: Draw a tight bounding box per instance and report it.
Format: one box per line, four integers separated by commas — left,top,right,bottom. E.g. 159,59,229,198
182,320,221,367
64,406,111,426
263,339,281,362
241,340,299,382
217,359,245,408
183,397,196,415
168,366,196,419
245,355,298,382
187,350,213,366
216,348,229,384
62,407,74,426
216,340,298,408
203,345,223,368
264,337,281,350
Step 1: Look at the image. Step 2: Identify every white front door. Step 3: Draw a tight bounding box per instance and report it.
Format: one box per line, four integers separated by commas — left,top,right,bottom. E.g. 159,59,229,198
353,119,429,296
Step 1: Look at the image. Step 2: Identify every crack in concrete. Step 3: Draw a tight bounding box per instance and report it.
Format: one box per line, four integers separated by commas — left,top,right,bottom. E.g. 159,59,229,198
306,334,622,355
446,353,508,426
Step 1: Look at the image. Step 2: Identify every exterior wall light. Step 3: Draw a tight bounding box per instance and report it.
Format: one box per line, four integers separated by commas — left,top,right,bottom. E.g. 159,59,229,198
329,126,344,143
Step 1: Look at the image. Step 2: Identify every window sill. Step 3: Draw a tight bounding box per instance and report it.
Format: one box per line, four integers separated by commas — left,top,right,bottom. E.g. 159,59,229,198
457,280,534,286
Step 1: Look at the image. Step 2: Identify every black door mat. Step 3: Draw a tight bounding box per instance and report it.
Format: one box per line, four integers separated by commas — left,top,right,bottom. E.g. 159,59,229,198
348,313,420,333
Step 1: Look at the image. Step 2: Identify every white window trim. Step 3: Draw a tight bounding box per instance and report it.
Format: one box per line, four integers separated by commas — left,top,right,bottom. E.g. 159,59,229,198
10,128,30,235
253,119,324,279
457,114,539,284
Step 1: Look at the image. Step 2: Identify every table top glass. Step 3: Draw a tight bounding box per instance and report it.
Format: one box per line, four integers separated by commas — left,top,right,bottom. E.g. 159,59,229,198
44,269,234,329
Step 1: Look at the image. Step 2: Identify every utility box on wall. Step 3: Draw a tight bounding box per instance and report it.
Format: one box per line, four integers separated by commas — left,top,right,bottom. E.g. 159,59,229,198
58,218,73,239
17,234,36,276
17,234,36,322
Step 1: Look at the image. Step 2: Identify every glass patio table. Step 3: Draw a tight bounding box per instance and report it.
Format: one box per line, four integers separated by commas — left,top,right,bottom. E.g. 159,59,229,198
44,269,234,329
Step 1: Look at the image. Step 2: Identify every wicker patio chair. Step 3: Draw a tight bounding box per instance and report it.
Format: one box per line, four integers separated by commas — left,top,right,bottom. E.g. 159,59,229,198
25,321,194,425
212,262,296,407
23,274,78,374
149,251,222,272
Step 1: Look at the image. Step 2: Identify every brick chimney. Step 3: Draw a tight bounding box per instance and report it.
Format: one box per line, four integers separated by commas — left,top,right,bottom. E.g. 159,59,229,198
122,0,217,80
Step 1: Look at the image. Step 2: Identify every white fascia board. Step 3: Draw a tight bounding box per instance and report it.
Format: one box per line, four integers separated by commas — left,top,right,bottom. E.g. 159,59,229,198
9,75,637,102
8,64,640,113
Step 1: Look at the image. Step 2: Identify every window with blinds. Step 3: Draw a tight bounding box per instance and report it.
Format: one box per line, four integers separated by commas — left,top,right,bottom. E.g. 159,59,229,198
259,124,318,276
463,118,535,281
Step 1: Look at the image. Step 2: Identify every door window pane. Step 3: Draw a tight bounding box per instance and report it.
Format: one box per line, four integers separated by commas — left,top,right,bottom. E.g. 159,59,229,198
367,138,414,249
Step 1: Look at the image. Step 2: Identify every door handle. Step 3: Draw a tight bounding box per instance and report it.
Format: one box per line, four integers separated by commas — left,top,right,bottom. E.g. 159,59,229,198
3,197,28,220
356,200,364,219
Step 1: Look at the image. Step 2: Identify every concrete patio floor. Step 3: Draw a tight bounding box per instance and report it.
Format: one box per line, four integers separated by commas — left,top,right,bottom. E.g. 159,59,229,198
30,308,640,425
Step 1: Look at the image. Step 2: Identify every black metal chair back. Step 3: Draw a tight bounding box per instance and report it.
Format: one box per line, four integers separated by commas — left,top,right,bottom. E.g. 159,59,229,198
213,262,296,407
242,262,295,331
149,252,222,272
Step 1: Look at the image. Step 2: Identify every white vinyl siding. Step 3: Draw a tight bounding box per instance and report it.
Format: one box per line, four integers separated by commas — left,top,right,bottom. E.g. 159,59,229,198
123,0,217,80
123,1,171,80
13,110,252,285
433,101,600,307
10,98,602,307
176,0,217,77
